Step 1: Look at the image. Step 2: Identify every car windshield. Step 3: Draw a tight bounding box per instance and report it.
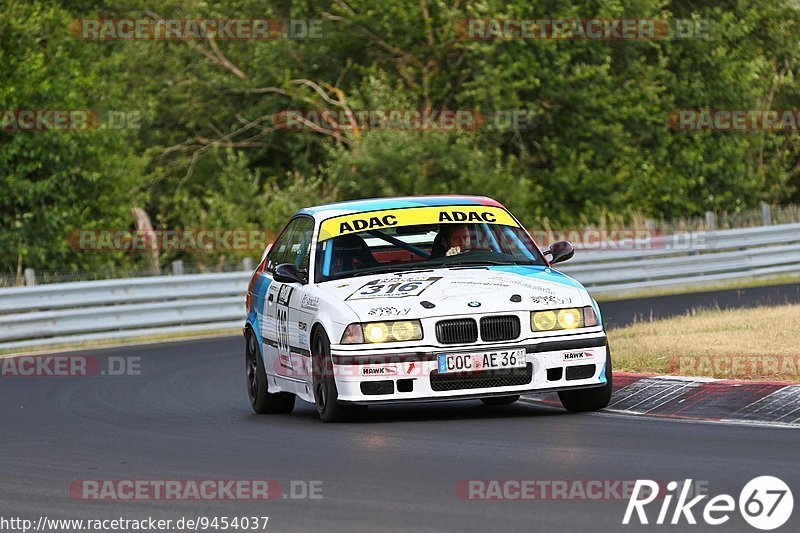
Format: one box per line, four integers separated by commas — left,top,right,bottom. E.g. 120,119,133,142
315,217,546,282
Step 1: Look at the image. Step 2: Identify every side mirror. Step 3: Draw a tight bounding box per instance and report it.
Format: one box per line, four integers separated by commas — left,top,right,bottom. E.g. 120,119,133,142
546,241,574,265
273,263,308,284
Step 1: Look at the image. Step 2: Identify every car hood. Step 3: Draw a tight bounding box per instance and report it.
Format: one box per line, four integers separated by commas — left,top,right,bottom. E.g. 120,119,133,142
316,265,589,320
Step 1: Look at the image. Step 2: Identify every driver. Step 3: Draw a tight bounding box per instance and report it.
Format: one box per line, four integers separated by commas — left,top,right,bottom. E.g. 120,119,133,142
431,224,472,258
446,225,471,256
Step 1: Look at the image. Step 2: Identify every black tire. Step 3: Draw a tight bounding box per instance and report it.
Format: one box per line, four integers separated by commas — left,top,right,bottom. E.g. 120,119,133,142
246,329,295,414
480,395,520,406
558,344,613,413
312,329,366,423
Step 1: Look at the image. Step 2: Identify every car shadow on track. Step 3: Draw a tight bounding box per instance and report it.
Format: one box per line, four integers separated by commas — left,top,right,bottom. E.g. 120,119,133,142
247,398,570,425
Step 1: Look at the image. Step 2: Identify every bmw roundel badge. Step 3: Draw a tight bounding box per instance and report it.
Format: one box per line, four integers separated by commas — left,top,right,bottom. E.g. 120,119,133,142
468,301,481,307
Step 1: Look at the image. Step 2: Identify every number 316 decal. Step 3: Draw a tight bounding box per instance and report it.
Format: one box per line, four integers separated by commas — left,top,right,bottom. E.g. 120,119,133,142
346,277,441,300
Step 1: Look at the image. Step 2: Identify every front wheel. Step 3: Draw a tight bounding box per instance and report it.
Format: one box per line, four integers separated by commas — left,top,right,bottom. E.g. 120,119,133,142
558,344,613,413
312,329,366,423
246,330,295,414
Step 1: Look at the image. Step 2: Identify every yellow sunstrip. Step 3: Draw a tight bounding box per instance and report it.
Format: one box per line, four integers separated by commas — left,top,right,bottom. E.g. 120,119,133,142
318,206,520,241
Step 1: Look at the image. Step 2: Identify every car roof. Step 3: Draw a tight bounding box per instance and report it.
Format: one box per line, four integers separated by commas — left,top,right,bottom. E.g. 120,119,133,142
297,195,505,221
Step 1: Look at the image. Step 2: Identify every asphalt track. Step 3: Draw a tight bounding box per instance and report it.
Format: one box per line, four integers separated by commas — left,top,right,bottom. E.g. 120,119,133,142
1,336,798,533
599,282,800,328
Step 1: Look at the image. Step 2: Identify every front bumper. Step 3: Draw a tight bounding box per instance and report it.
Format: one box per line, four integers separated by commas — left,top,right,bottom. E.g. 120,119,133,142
330,332,609,404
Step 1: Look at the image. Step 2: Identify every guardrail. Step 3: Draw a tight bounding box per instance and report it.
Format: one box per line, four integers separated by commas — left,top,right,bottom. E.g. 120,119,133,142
1,223,799,352
557,222,800,296
0,272,251,352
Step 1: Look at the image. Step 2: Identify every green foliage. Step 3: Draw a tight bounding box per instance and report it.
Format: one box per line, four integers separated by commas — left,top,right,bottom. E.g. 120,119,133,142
0,2,142,273
2,0,800,273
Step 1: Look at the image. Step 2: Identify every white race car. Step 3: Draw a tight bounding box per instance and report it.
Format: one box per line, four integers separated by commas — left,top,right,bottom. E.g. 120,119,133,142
244,195,611,421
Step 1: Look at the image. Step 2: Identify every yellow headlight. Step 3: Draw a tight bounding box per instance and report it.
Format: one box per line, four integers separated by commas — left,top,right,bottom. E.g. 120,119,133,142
391,321,417,341
532,310,557,331
532,308,589,331
364,322,389,343
362,320,423,343
557,308,583,329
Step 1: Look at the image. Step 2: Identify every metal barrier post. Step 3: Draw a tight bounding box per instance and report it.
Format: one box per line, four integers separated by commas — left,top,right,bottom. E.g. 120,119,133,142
24,268,36,286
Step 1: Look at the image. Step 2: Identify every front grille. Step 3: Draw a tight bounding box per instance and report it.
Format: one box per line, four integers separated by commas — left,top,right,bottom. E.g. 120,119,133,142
429,363,533,392
436,319,478,344
480,315,520,342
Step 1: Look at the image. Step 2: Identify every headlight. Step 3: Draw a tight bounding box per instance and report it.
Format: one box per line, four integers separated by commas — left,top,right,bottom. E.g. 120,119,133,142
557,308,582,329
532,310,557,331
364,322,390,343
341,320,423,344
531,306,598,331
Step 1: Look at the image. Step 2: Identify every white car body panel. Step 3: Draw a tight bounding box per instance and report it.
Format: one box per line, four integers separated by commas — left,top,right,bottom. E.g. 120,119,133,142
245,196,609,407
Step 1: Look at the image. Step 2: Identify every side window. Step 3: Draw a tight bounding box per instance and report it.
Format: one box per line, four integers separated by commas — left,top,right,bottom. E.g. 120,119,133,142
289,218,314,270
266,220,298,272
266,217,314,273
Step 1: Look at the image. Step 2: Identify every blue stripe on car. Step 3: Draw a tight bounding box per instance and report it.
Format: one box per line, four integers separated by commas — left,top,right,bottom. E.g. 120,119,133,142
486,265,582,289
299,196,484,215
322,241,333,277
247,275,271,340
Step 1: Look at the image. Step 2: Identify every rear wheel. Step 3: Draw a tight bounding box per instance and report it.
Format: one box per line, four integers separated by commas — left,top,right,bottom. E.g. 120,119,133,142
480,395,520,406
312,329,366,423
558,344,613,413
246,329,295,414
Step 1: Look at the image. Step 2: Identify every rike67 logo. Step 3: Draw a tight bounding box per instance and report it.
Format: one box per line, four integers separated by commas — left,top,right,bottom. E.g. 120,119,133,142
624,476,793,530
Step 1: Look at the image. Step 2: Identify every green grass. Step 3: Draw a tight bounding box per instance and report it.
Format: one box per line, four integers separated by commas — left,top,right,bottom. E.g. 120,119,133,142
608,303,800,381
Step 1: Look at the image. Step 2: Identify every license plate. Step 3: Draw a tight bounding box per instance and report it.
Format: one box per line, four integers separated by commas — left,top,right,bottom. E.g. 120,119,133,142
437,349,526,374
